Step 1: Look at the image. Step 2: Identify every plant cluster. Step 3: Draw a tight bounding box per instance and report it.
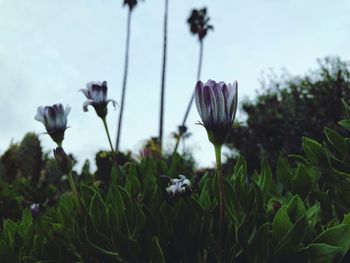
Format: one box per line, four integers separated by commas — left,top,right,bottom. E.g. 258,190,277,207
1,73,350,262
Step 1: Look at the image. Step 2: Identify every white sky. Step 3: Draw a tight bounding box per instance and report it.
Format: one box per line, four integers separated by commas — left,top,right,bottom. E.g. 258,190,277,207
0,0,349,170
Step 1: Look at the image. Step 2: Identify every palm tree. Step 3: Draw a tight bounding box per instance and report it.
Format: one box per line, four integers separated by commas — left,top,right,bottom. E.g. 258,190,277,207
115,0,141,151
158,0,169,153
172,7,213,155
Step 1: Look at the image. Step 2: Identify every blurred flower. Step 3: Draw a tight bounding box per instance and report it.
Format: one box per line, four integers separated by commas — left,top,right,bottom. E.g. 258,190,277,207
195,79,238,146
30,203,40,218
139,147,153,158
187,8,213,41
34,104,71,145
80,81,117,119
123,0,137,10
166,175,192,200
53,146,72,174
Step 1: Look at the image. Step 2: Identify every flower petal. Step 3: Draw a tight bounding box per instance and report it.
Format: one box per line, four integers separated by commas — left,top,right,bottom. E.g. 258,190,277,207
64,105,71,117
83,99,94,112
195,81,205,120
79,88,90,99
34,106,45,123
107,99,118,109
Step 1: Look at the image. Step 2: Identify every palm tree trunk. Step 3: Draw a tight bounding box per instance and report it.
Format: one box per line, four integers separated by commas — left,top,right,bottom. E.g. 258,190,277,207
159,0,169,153
172,40,203,155
116,9,132,151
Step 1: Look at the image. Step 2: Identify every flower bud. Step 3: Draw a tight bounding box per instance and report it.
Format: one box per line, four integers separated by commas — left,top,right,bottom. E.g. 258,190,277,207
195,79,238,146
53,147,72,174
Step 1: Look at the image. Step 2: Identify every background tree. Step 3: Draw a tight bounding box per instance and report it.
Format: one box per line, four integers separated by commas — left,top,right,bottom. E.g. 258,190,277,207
173,8,213,155
115,0,142,151
226,56,350,172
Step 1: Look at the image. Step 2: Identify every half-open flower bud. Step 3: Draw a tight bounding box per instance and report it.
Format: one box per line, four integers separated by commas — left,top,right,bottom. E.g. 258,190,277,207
34,104,70,145
195,79,238,145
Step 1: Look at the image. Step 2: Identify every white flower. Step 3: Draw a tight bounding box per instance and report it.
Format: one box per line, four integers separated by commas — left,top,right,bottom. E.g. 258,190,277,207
166,175,192,200
80,81,117,118
195,79,238,145
34,104,70,145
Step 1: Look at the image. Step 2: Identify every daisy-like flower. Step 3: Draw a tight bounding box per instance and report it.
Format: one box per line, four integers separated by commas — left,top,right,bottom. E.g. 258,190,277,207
80,81,117,119
166,175,192,200
195,79,238,146
34,104,71,145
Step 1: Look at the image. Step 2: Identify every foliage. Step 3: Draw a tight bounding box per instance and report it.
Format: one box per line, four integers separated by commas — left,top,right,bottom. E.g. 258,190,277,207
227,56,350,172
2,101,350,262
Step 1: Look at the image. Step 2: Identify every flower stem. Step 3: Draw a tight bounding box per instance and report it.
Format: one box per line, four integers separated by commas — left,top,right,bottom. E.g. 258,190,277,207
102,117,115,154
214,144,224,256
67,170,82,213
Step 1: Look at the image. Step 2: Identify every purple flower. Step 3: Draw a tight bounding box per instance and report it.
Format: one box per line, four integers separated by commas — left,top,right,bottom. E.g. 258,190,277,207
166,175,192,200
80,81,117,118
30,203,40,218
195,79,238,145
34,104,71,145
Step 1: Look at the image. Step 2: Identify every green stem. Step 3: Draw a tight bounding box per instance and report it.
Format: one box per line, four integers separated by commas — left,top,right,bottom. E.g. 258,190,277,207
102,117,115,154
214,144,224,257
67,171,82,212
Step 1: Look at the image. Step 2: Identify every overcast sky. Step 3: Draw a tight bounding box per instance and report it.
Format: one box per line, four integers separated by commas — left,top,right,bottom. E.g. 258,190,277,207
0,0,349,170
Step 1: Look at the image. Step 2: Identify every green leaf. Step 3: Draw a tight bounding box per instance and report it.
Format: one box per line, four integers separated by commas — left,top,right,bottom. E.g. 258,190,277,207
314,224,350,256
276,158,293,189
300,243,342,263
291,164,312,199
107,186,125,230
89,192,110,233
339,119,350,132
272,206,293,242
341,99,350,118
274,216,306,255
287,195,306,222
232,155,247,181
302,137,328,166
248,223,270,263
150,236,165,263
324,127,346,157
3,219,17,250
80,184,98,211
257,159,272,199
